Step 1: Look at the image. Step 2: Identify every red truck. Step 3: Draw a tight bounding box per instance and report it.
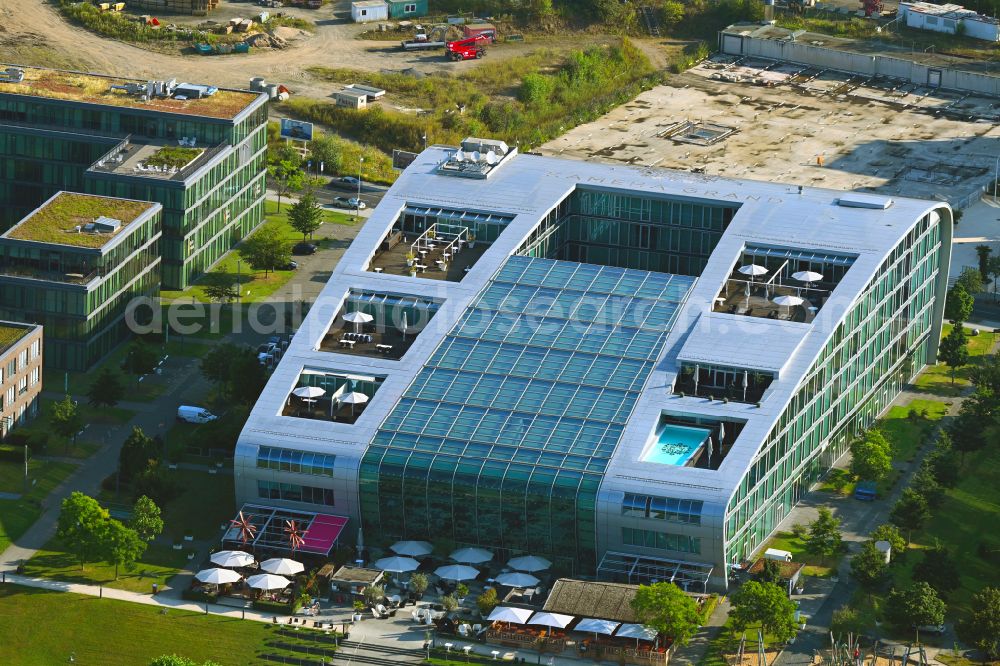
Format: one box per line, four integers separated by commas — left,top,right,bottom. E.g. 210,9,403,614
445,35,488,61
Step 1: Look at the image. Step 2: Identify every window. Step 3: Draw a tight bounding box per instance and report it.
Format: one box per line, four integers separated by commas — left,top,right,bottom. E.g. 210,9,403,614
5,386,13,407
621,493,702,525
256,446,336,477
405,2,416,11
6,361,13,378
17,350,26,371
29,368,38,387
30,339,39,360
17,376,27,395
621,527,701,554
257,480,334,506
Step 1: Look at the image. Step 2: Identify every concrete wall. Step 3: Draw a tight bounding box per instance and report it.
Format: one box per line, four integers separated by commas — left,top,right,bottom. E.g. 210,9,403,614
719,31,1000,96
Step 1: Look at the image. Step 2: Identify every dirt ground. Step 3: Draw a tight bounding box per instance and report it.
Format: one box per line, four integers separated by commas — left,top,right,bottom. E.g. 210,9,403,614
540,54,1000,207
0,0,601,101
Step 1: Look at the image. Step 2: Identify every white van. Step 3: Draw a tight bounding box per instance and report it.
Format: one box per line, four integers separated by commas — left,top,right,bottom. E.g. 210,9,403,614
177,405,218,424
764,548,793,562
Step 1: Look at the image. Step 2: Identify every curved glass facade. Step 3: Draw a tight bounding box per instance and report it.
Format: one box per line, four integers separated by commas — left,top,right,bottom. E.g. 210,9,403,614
360,255,695,572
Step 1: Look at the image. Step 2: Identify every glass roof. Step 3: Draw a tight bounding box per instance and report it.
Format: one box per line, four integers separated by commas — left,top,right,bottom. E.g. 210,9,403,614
373,256,696,472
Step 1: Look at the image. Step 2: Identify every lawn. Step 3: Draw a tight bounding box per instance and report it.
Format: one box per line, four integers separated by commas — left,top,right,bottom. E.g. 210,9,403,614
698,619,782,666
160,469,235,541
0,584,280,665
159,199,354,305
24,542,193,593
880,398,949,463
43,340,173,405
0,459,76,553
763,531,838,577
913,325,997,396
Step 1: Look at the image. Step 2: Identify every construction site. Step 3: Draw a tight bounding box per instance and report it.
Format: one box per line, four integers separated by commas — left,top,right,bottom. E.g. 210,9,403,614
541,52,1000,208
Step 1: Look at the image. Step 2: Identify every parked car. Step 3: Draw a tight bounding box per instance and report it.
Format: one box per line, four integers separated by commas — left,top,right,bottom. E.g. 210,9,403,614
348,198,366,209
915,624,946,635
330,197,353,209
257,342,277,356
339,176,360,185
283,260,298,271
293,242,317,255
177,405,218,424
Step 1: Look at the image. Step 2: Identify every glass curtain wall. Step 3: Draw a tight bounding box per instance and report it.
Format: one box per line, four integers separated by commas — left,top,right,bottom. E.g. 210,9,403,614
723,213,943,564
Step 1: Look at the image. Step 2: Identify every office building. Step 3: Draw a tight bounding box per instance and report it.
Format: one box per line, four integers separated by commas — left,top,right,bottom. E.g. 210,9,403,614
234,142,951,588
0,321,43,436
0,192,161,370
0,64,268,290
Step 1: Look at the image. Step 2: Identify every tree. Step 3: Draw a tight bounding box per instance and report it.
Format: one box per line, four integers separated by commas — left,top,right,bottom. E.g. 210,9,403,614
441,594,459,612
890,488,930,544
730,581,798,644
945,283,974,323
804,507,843,564
202,273,239,303
288,189,324,241
949,387,994,464
227,347,268,405
133,459,178,505
926,431,960,488
849,431,892,483
885,582,945,635
131,495,164,542
477,587,498,616
268,159,305,211
119,426,158,484
409,572,429,597
938,324,970,385
659,0,686,26
961,587,1000,660
50,394,83,453
955,266,985,295
200,343,238,394
631,582,702,647
238,225,290,277
912,543,958,595
850,540,888,597
88,367,125,408
104,518,147,579
911,464,945,509
976,244,992,282
830,605,866,638
126,338,158,376
869,524,906,559
56,492,110,569
758,559,783,586
307,134,344,177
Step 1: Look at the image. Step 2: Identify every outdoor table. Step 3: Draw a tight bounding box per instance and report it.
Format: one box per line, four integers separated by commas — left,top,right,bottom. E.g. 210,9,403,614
374,267,383,273
419,250,428,258
339,339,356,348
491,650,501,660
416,264,428,272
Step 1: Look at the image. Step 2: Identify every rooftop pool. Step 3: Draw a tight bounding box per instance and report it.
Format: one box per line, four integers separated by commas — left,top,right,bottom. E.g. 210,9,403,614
641,424,711,466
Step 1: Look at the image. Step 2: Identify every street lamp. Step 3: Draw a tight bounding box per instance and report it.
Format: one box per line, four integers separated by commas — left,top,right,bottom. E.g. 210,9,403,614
356,156,364,218
422,133,428,150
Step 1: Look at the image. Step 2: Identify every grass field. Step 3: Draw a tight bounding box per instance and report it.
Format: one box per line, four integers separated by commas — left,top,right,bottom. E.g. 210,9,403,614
24,542,192,593
880,398,949,463
0,584,322,665
160,200,354,305
160,470,235,541
0,460,76,553
913,324,997,396
763,531,837,577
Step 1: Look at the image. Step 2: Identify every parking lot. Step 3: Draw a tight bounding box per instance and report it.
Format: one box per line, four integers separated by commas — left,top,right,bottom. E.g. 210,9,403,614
541,55,1000,207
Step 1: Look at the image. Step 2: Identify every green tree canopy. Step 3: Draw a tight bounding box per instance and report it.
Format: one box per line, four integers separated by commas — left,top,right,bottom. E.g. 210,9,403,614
945,283,974,322
830,605,866,638
307,134,344,177
850,540,888,595
912,543,958,595
659,0,686,26
960,587,1000,659
885,582,945,634
911,464,945,509
127,338,158,376
890,488,931,544
955,266,985,295
288,189,324,241
119,426,158,484
56,492,110,569
849,431,893,482
631,582,702,647
730,581,798,644
238,225,290,277
804,507,843,563
50,394,82,452
869,524,906,558
131,495,164,542
925,431,960,488
88,366,125,409
938,324,970,385
268,159,305,212
976,244,992,281
202,273,239,303
104,518,147,579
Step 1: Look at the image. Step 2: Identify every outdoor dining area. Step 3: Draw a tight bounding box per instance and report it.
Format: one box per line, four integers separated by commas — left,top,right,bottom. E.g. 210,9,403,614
367,221,488,282
713,248,853,323
190,551,312,609
283,369,383,424
319,290,442,360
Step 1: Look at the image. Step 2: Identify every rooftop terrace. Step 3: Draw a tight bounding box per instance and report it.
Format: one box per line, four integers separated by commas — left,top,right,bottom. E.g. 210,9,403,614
4,193,155,249
0,65,261,120
0,324,32,356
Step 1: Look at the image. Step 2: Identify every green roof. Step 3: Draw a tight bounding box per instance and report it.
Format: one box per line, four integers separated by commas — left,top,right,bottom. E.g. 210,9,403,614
0,324,31,355
6,193,155,249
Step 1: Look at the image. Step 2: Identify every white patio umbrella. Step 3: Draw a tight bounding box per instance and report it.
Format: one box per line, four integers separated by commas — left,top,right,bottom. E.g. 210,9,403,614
487,606,534,624
339,391,369,417
575,618,620,636
391,540,433,557
210,550,254,568
773,294,805,312
434,564,480,581
344,310,374,333
616,623,659,641
246,573,291,591
528,612,575,629
260,558,305,576
738,264,768,279
195,567,243,585
292,386,325,399
450,547,493,564
507,555,551,572
495,572,540,588
791,270,824,285
375,555,420,573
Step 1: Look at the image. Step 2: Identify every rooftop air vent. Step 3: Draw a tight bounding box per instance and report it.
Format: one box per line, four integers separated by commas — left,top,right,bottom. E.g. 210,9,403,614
836,193,894,210
92,216,122,233
0,67,25,84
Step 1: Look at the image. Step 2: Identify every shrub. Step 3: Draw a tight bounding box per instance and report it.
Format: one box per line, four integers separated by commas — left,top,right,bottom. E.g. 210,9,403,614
253,598,296,613
182,589,218,603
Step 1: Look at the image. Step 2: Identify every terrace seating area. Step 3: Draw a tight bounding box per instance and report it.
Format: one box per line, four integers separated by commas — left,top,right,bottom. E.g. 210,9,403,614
368,225,488,282
319,322,410,360
713,278,822,323
283,370,382,424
